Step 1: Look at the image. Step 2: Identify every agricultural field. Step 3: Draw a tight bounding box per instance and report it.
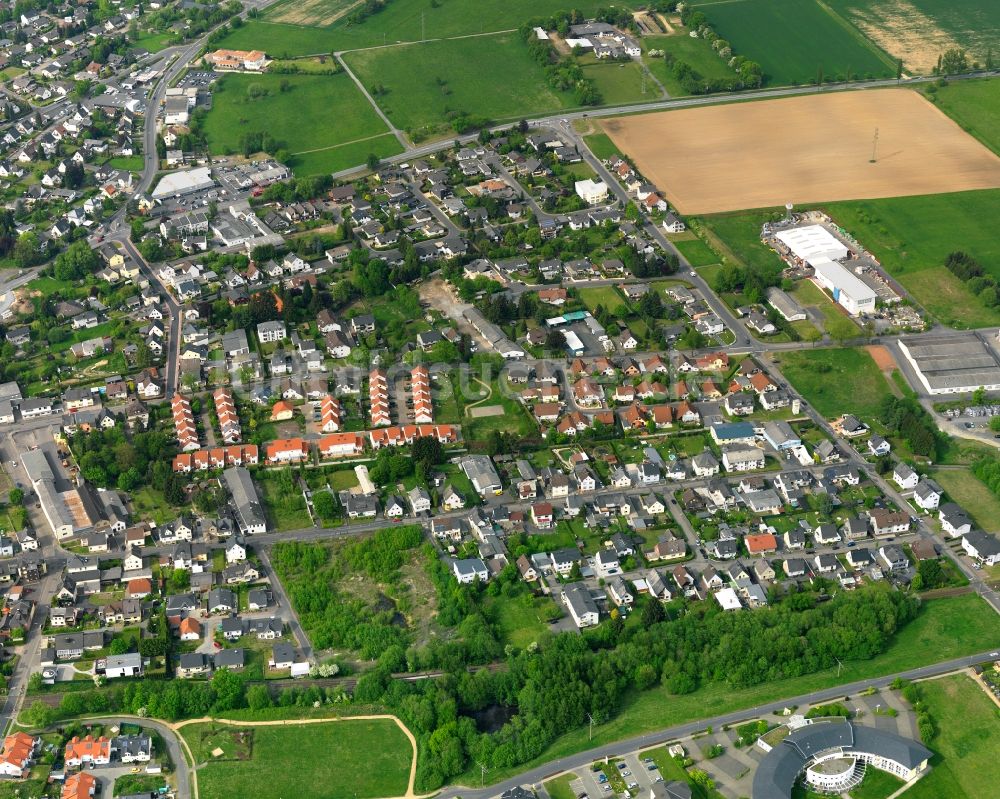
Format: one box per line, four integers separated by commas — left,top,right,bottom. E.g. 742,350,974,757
927,78,1000,155
776,347,893,419
343,34,571,140
264,0,360,28
822,189,1000,327
827,0,1000,73
904,674,1000,799
930,468,1000,531
600,89,1000,214
200,72,399,175
222,0,640,56
643,33,739,96
693,0,895,85
182,720,412,799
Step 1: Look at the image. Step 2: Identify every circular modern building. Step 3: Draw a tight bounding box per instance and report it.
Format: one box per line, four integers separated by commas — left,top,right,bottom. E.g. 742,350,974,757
752,719,931,798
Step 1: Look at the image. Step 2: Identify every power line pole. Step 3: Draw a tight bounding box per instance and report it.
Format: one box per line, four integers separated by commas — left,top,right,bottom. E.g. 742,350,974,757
477,762,488,788
835,657,843,678
587,713,595,741
870,127,879,163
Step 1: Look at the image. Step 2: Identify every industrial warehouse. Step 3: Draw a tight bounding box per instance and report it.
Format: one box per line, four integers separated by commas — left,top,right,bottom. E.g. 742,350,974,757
772,225,877,316
897,334,1000,395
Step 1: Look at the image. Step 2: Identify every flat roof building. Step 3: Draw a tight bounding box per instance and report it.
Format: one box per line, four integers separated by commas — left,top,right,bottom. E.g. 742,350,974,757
897,334,1000,395
811,258,876,316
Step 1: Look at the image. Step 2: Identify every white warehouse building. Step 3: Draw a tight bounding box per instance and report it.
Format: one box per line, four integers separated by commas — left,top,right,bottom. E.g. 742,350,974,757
811,258,877,316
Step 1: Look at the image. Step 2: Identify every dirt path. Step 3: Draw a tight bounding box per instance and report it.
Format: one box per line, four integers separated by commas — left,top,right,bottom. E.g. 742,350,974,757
174,713,429,799
464,377,494,414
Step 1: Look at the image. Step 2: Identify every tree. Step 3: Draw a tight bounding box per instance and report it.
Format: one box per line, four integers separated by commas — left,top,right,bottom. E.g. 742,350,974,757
366,153,381,171
972,386,987,406
53,240,100,281
8,488,23,506
313,491,336,520
940,48,969,74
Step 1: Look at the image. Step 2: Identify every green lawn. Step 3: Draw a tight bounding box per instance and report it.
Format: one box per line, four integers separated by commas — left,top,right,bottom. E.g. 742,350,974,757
693,0,894,86
201,72,395,174
183,719,411,799
580,58,657,105
930,468,1000,532
133,30,177,52
544,774,578,799
672,236,720,267
696,209,788,273
456,594,1000,788
789,279,861,340
131,486,175,525
578,285,626,314
828,0,1000,69
582,131,622,161
822,190,1000,328
924,78,1000,155
290,133,404,176
107,155,145,172
258,474,312,531
344,34,572,140
488,591,557,649
776,347,893,419
848,768,905,799
644,33,739,96
905,674,1000,799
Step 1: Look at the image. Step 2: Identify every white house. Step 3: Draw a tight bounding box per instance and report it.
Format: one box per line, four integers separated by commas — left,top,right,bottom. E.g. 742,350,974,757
452,558,489,584
913,479,943,511
574,179,609,205
892,463,919,491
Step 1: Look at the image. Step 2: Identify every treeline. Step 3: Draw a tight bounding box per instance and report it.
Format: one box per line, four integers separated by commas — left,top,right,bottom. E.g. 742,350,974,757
360,583,918,789
971,456,1000,502
711,262,782,304
521,25,601,106
678,8,763,88
878,396,942,459
346,0,392,26
943,251,1000,307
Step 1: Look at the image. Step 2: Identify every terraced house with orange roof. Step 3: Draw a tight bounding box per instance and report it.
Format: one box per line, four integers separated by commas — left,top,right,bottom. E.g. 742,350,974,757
61,771,96,799
410,364,433,424
0,732,39,777
319,394,343,432
266,437,308,464
369,368,391,427
171,393,199,452
213,387,242,444
64,735,111,768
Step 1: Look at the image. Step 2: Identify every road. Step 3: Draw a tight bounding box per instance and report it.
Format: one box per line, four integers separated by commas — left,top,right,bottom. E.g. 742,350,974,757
436,649,1000,799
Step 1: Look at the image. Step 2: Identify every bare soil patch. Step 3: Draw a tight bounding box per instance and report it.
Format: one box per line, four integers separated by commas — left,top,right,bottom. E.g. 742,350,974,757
469,404,505,418
865,344,897,371
601,88,1000,214
843,0,961,74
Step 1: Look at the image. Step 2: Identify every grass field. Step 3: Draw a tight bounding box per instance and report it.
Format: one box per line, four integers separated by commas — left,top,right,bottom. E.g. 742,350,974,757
777,347,892,419
828,0,1000,73
930,468,1000,531
644,33,738,96
790,279,861,341
183,720,411,799
344,34,571,140
582,131,622,161
694,0,894,86
133,31,177,52
456,594,1000,788
822,190,1000,328
580,58,654,105
672,236,719,267
201,72,397,175
578,285,626,314
904,674,1000,799
696,210,787,273
488,592,556,649
928,78,1000,155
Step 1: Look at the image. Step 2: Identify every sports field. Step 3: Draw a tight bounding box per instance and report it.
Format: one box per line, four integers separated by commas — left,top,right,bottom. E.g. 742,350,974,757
693,0,894,85
182,719,412,799
827,0,1000,73
600,89,1000,214
200,72,400,175
343,34,571,139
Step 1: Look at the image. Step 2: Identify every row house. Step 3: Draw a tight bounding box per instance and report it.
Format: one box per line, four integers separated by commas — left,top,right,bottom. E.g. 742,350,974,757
172,445,259,473
213,388,242,444
410,365,433,424
171,393,199,451
369,368,391,427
